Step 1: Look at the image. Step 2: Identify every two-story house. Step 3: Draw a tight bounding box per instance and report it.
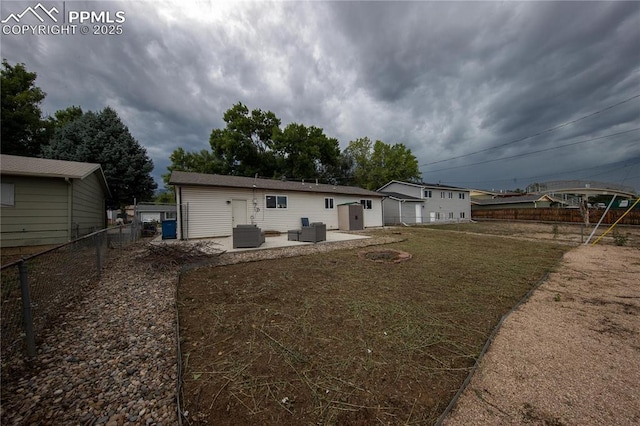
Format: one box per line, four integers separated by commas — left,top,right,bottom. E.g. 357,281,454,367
378,180,471,225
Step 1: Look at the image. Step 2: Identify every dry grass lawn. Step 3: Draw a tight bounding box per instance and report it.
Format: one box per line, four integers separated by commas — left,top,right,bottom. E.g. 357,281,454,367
178,227,569,424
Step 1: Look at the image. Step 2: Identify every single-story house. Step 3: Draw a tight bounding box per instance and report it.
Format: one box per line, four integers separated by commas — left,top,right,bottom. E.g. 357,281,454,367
135,203,177,223
378,180,471,225
114,203,177,224
0,154,110,248
168,171,384,239
471,194,565,210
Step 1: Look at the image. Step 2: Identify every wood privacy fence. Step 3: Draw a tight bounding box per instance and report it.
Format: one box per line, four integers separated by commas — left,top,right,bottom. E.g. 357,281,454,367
472,208,640,225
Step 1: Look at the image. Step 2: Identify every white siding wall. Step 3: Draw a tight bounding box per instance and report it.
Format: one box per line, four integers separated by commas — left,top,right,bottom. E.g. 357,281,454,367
178,185,383,239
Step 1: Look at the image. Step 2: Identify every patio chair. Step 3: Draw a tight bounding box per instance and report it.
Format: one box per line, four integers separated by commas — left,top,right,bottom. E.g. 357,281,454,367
233,224,265,248
299,221,326,243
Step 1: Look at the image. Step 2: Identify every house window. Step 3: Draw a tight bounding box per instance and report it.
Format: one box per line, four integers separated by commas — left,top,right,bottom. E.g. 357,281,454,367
440,192,445,198
424,190,432,198
448,212,454,219
324,197,334,209
459,193,465,200
448,192,453,199
460,212,466,219
266,195,288,209
360,199,372,210
165,211,177,220
435,212,441,220
1,183,15,207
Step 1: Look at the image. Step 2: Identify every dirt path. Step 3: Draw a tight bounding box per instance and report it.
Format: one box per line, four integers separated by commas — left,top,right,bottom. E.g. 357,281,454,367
443,244,640,425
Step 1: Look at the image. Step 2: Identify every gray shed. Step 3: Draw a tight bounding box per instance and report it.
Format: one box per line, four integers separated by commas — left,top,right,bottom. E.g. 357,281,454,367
337,203,364,231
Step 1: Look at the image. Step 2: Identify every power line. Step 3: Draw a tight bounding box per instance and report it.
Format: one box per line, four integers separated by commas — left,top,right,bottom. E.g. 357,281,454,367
420,93,640,167
424,129,640,173
436,157,640,187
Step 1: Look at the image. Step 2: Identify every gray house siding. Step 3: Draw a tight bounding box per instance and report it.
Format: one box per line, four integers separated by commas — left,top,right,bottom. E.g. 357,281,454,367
425,190,470,222
382,198,422,225
72,172,106,236
382,182,423,199
1,176,70,247
379,181,471,225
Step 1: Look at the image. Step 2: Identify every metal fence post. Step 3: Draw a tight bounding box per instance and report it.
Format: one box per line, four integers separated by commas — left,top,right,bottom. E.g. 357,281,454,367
119,225,123,252
18,260,36,357
95,232,102,280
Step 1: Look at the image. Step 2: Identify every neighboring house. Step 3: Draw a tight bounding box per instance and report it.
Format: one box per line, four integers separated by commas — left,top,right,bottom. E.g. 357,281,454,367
134,203,177,223
471,194,565,210
112,203,177,224
169,171,384,239
378,180,471,225
0,154,110,248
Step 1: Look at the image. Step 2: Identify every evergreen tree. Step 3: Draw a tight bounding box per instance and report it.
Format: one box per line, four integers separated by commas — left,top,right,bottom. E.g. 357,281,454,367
44,107,157,208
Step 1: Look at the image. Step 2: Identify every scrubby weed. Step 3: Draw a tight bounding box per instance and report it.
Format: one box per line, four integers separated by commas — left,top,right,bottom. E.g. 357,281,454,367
612,229,628,246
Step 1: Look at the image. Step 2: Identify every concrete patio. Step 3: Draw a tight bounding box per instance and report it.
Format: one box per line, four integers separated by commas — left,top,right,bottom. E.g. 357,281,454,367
153,230,371,253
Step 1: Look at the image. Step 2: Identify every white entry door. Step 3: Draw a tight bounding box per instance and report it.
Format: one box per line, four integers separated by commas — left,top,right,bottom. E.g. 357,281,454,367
232,199,247,227
429,212,436,223
415,204,422,224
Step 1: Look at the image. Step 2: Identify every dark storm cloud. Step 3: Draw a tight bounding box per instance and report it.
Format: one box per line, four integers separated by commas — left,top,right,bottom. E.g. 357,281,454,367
2,1,638,191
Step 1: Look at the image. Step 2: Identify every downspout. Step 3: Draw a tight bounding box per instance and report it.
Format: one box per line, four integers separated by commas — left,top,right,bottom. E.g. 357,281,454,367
176,186,182,240
65,178,73,241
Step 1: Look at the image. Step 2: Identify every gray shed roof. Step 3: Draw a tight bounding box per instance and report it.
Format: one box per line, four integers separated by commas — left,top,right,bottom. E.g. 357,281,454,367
1,154,110,195
169,171,383,197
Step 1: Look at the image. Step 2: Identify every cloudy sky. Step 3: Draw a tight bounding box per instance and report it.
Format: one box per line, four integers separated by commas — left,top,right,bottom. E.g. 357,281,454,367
2,0,639,192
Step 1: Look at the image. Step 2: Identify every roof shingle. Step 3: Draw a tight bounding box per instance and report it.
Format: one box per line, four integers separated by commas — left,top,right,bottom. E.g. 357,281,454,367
169,171,382,197
0,154,101,179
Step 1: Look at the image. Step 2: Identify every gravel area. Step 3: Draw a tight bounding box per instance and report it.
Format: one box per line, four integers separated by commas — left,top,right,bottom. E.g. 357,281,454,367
0,234,400,425
0,247,179,426
443,244,640,425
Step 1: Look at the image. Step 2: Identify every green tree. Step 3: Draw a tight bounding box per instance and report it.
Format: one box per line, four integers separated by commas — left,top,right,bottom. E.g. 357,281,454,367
154,190,176,204
167,103,345,183
162,147,224,185
344,137,374,188
44,106,157,208
209,102,280,176
1,59,51,156
49,105,84,129
273,123,341,180
344,138,421,190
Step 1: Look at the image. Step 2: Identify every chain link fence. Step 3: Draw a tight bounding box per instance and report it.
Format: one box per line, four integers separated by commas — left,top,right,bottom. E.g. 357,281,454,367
1,222,141,368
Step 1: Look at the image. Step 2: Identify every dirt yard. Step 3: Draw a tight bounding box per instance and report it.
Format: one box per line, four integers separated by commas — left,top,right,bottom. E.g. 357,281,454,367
177,228,569,424
443,243,640,425
177,222,640,425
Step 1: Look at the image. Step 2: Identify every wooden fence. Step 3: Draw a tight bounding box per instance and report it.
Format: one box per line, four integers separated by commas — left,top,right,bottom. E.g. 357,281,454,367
472,208,640,225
